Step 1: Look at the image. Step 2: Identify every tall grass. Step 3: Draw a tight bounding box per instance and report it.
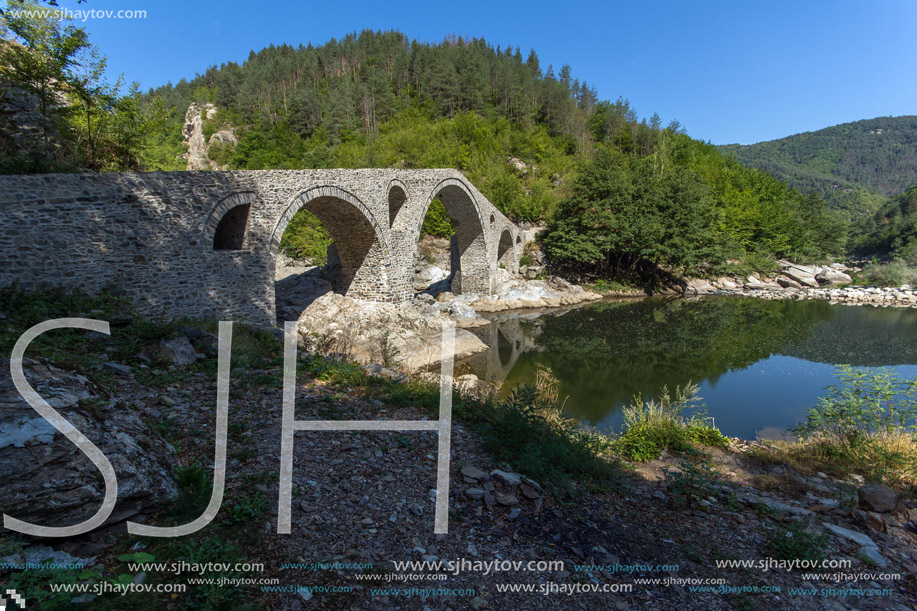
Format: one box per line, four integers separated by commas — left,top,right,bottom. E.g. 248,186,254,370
478,364,619,492
615,383,728,462
783,366,917,490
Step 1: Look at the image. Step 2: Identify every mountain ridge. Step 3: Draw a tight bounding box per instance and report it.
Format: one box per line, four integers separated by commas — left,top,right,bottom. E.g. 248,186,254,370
719,115,917,219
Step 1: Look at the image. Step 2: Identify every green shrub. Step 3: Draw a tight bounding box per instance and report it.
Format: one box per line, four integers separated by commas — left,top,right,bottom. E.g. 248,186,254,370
794,366,917,441
421,198,455,238
305,354,367,386
786,366,917,489
685,423,729,448
663,460,720,507
615,383,725,461
480,384,618,492
201,108,240,141
856,259,917,287
228,491,269,524
374,363,621,494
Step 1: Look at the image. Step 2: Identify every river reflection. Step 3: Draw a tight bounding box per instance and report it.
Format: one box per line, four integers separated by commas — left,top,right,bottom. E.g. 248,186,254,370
460,297,917,440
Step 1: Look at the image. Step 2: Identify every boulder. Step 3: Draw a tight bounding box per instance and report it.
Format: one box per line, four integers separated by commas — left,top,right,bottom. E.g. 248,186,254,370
159,335,199,366
362,363,410,383
816,268,853,286
858,545,888,568
416,265,448,285
858,483,901,514
0,359,178,530
745,275,763,287
779,260,817,275
776,275,803,289
491,469,523,487
822,522,878,548
782,268,819,288
296,293,488,372
686,278,715,294
180,326,221,357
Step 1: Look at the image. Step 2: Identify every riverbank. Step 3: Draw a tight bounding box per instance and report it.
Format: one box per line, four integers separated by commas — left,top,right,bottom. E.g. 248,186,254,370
287,268,602,373
685,260,917,308
1,287,915,609
691,283,917,308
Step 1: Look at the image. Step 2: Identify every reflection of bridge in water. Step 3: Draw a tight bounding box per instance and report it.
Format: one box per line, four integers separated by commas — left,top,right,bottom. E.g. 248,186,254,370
459,314,543,388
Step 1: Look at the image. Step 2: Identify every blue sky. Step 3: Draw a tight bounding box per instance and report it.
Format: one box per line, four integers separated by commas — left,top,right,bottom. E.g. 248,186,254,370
45,0,917,145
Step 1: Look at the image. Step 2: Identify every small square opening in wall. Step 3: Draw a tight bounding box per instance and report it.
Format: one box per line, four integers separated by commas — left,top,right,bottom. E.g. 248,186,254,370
213,204,251,250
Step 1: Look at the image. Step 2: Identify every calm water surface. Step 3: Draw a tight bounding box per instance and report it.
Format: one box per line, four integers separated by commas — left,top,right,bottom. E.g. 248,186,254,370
460,296,917,440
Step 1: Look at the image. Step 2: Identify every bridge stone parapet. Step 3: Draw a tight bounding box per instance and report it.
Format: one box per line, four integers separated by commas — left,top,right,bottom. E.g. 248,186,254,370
0,169,521,326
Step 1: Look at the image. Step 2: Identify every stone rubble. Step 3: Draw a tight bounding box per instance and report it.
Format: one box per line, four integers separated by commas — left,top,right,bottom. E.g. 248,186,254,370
686,260,917,308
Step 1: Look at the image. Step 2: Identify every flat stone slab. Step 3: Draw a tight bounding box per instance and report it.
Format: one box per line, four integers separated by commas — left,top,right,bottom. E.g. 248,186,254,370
823,522,877,548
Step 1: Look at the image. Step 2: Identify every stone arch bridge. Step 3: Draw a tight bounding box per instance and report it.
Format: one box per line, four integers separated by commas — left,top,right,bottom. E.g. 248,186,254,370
0,169,522,326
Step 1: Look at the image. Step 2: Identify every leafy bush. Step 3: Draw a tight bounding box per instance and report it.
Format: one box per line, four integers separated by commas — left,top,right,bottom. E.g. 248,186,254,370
794,366,917,441
201,108,240,140
421,198,455,238
228,492,269,524
663,460,721,507
856,259,917,287
278,207,333,264
615,383,726,461
787,366,917,489
305,354,367,386
480,382,617,492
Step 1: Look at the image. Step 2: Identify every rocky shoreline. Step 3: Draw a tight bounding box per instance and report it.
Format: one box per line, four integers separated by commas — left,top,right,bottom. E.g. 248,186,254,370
687,260,917,308
2,290,915,610
292,272,602,373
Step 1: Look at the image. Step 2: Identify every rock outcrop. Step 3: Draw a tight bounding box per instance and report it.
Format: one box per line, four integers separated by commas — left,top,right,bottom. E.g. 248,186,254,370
0,359,178,531
296,293,489,371
182,103,237,170
467,269,602,312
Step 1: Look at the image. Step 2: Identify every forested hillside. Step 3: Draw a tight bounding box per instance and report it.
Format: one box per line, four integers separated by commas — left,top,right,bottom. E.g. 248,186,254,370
852,186,917,260
720,116,917,219
1,6,847,282
141,30,844,278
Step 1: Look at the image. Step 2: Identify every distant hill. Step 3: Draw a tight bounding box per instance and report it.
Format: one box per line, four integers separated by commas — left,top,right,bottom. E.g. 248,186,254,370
852,185,917,258
720,116,917,219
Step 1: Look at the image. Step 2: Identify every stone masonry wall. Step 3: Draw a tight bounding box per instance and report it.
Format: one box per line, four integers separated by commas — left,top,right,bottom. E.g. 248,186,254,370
0,170,521,326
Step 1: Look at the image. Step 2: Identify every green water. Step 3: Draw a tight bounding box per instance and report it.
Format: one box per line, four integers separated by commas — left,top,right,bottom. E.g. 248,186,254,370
463,296,917,440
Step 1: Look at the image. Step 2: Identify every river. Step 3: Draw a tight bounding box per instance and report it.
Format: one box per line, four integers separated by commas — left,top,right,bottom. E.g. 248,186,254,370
460,296,917,440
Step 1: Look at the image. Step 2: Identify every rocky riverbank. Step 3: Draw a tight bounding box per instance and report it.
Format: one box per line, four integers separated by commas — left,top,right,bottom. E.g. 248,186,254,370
687,260,917,308
279,248,602,372
2,289,915,610
451,269,602,313
292,272,601,372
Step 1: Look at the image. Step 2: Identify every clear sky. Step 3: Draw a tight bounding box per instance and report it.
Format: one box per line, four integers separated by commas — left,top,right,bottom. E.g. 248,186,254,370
46,0,917,145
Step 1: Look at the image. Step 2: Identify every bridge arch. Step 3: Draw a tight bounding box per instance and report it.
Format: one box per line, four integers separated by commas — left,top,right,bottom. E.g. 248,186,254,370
270,186,391,301
203,192,258,251
395,177,492,295
497,228,515,272
387,179,408,227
